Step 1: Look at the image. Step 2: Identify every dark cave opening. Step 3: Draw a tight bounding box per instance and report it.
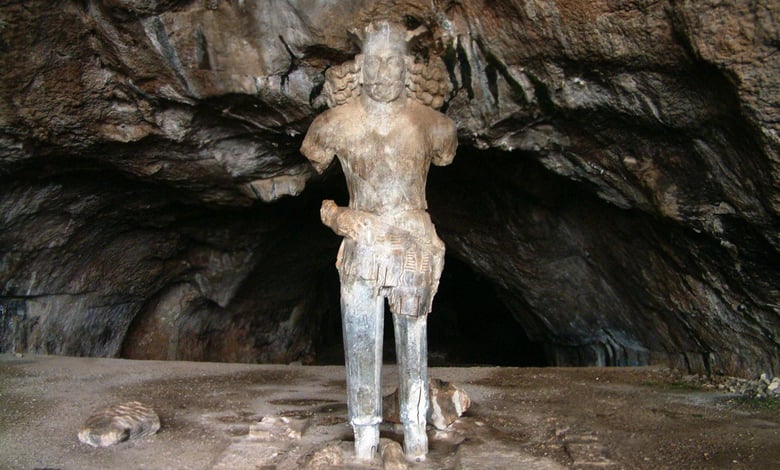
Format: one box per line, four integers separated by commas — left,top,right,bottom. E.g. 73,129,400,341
0,155,550,367
306,158,549,367
7,145,774,375
312,253,548,367
0,0,776,383
428,254,548,366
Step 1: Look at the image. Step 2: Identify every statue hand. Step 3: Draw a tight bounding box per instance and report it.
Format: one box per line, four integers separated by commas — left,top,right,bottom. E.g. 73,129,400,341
320,200,377,240
320,200,339,228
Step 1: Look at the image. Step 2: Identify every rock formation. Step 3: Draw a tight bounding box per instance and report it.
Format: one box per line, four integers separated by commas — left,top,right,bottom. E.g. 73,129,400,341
1,1,778,378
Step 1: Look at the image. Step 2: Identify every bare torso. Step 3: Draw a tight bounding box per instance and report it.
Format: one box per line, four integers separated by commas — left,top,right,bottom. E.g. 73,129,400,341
301,99,456,215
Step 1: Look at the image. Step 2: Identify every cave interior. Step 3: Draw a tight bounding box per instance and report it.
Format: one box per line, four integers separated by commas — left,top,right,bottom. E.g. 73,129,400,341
1,0,778,379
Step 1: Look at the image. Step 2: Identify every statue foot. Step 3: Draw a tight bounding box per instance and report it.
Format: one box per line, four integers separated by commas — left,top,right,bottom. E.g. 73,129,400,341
403,422,428,461
353,424,379,460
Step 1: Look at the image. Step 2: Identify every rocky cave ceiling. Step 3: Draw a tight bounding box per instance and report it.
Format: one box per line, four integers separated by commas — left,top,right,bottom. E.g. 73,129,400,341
0,0,778,378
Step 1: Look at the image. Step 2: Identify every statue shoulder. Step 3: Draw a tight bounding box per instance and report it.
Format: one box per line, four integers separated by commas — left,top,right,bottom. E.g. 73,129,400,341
311,102,357,132
301,108,340,173
301,103,360,173
407,102,454,130
407,103,457,166
432,108,457,136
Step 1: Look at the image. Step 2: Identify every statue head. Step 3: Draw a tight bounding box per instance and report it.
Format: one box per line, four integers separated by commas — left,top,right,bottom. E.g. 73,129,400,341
360,21,407,104
316,21,451,110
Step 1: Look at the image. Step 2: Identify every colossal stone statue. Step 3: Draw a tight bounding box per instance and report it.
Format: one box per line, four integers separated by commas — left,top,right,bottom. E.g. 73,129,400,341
301,20,457,461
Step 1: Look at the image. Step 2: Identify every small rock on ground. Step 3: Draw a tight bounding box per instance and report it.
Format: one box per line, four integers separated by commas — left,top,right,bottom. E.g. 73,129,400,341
77,401,160,447
249,415,310,441
383,378,471,430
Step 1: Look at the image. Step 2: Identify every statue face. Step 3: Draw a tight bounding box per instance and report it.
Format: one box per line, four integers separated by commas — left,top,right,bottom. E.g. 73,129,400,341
362,51,406,103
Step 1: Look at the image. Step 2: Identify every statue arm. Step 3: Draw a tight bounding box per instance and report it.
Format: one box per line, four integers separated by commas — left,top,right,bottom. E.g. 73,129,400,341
320,200,376,241
300,115,337,174
431,117,458,167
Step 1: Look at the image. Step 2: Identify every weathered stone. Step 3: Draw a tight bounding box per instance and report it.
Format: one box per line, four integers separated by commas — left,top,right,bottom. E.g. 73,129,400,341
767,378,780,395
383,378,471,430
301,20,457,461
379,438,409,470
0,0,777,378
428,378,472,430
78,401,160,447
249,416,310,441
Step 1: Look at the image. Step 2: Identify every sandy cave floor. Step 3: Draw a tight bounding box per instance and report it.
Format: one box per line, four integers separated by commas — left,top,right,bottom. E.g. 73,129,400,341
1,354,779,469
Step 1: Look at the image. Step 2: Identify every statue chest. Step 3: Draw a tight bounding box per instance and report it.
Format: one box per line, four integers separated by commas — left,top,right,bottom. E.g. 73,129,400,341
338,126,430,182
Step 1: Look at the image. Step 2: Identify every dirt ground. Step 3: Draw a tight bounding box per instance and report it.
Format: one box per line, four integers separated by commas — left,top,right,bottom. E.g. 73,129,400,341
0,354,778,469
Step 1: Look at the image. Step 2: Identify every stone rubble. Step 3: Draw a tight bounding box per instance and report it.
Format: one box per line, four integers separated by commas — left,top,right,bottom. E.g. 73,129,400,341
304,442,346,470
249,416,311,441
302,439,409,470
675,371,780,399
382,378,472,430
379,438,409,470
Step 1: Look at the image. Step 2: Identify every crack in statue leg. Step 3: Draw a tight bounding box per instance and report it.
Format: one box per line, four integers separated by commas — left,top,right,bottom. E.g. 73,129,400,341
393,312,429,461
341,280,383,460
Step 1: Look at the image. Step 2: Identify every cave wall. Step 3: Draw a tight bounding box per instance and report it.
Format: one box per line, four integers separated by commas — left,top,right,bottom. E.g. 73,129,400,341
0,164,339,361
0,0,778,377
429,150,779,374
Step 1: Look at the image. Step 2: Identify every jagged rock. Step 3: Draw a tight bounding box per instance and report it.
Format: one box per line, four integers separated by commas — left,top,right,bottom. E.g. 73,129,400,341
768,378,780,395
683,372,780,400
78,401,160,447
0,0,777,377
383,378,471,430
304,441,349,470
428,378,472,430
379,438,408,470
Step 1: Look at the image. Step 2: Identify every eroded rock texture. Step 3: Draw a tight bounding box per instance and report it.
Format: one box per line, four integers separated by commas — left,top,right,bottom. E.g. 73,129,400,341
1,1,778,377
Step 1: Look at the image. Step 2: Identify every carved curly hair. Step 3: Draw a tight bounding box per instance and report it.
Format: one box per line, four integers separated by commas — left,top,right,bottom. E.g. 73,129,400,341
317,54,452,110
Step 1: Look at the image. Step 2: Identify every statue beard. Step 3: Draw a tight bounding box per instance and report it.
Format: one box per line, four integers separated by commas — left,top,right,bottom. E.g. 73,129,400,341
364,81,404,103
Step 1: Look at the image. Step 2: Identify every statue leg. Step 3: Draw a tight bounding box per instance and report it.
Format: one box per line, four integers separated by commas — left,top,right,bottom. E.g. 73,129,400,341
341,278,384,460
392,311,429,461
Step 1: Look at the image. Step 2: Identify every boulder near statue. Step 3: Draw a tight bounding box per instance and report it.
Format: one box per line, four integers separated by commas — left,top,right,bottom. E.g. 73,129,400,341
301,20,457,461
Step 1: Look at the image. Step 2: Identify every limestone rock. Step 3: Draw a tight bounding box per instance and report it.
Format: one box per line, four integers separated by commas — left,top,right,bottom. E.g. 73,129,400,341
0,0,778,378
78,401,160,447
383,378,471,430
768,377,780,395
249,416,310,441
379,438,408,470
428,378,472,430
304,441,347,470
304,438,408,469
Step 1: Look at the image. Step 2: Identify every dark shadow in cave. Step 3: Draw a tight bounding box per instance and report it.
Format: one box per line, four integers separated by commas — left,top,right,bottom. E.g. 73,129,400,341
312,253,547,367
427,255,547,366
309,152,548,367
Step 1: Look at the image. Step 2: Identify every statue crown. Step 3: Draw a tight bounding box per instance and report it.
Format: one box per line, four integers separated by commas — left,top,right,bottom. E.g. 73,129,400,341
362,21,407,55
